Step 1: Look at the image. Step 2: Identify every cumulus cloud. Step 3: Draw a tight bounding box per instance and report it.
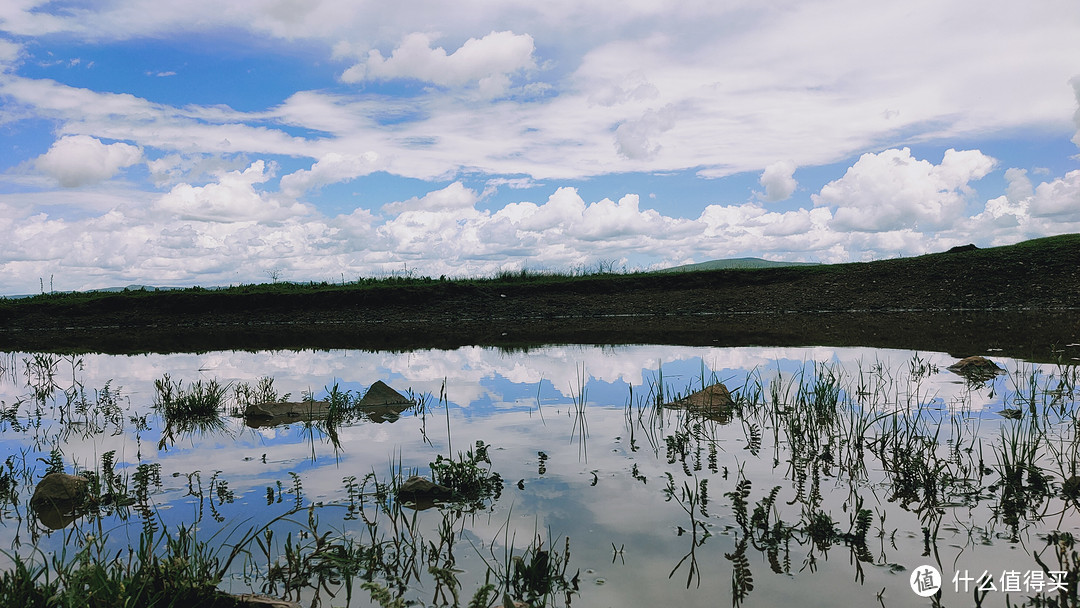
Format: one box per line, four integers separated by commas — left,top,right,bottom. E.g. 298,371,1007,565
968,169,1080,241
156,161,311,222
614,104,678,160
759,160,797,202
341,31,536,94
35,135,142,187
279,152,380,197
4,165,1080,295
1029,170,1080,217
813,148,996,232
381,181,478,214
1004,168,1034,202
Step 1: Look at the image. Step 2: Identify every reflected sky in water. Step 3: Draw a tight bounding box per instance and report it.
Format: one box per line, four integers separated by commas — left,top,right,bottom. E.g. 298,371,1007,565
0,345,1077,607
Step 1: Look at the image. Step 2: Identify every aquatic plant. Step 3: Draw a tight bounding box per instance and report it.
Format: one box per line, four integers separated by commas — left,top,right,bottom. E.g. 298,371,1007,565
428,440,503,511
154,374,229,420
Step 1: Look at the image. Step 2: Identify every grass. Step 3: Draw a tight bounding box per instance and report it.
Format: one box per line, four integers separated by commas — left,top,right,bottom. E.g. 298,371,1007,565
0,524,246,608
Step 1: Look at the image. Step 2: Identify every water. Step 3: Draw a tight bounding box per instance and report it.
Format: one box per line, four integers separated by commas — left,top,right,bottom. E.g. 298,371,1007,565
1,345,1078,607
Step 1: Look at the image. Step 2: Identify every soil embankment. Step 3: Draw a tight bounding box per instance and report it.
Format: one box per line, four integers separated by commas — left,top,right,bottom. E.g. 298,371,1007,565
1,234,1078,360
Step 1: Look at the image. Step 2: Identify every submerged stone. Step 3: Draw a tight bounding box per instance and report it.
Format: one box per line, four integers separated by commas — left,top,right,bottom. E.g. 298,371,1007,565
1063,475,1080,500
997,408,1023,419
359,380,412,406
397,475,452,508
31,472,89,529
947,356,1005,380
243,399,334,426
663,383,736,423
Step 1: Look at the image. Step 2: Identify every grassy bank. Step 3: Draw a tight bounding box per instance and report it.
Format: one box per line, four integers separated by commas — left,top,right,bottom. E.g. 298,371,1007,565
1,234,1078,355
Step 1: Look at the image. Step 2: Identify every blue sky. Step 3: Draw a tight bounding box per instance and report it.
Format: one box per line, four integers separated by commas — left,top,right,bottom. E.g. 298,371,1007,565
1,1,1079,294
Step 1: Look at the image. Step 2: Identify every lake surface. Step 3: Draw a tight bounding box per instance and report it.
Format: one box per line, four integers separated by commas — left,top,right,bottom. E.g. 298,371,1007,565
1,344,1079,607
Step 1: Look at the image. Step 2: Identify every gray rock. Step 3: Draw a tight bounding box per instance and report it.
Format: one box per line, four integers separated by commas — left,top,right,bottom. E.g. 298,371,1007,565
243,400,334,427
359,381,412,406
31,472,89,529
397,475,452,506
663,383,736,423
947,356,1005,380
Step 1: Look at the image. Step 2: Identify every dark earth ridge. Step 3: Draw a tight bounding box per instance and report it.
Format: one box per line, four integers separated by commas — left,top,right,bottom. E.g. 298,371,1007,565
1,234,1078,361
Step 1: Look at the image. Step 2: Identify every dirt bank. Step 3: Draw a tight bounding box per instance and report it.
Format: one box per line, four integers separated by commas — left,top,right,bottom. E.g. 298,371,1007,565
1,234,1078,359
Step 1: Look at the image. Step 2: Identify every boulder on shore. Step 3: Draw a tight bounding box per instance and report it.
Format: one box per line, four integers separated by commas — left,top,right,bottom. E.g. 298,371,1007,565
945,243,979,253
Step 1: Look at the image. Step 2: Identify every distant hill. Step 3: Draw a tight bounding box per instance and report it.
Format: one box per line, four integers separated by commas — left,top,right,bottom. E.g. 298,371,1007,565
659,257,821,272
4,285,165,299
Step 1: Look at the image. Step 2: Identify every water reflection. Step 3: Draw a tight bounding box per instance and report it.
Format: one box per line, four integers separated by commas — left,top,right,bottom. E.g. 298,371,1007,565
0,345,1077,606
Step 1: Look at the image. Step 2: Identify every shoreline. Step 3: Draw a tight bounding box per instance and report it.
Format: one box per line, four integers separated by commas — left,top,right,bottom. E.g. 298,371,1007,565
1,309,1077,364
2,234,1078,358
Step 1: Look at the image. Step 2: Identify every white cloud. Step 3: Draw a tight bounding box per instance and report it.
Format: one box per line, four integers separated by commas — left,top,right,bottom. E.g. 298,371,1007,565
1004,168,1034,202
589,71,660,107
4,164,1080,295
813,148,996,232
0,75,319,159
758,160,797,202
0,38,21,71
35,135,142,187
1073,75,1080,148
381,181,478,214
614,104,678,160
4,3,1080,293
966,169,1080,242
156,161,311,223
1029,170,1080,218
342,31,536,93
279,152,380,197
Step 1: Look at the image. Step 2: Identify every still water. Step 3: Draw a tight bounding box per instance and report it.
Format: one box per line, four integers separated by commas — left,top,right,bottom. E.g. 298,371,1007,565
1,344,1078,607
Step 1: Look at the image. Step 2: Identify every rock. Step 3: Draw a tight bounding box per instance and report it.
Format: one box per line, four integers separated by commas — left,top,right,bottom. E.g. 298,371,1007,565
663,383,736,423
359,404,411,423
947,356,1004,380
1063,475,1080,500
396,475,452,507
946,244,979,253
243,399,334,428
355,381,413,423
31,472,89,529
359,381,412,406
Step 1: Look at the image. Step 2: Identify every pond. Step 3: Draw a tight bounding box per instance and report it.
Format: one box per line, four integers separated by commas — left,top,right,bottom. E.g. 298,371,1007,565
1,343,1079,607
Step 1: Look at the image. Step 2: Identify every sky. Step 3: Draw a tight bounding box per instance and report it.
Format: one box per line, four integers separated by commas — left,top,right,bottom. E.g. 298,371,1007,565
1,1,1079,294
